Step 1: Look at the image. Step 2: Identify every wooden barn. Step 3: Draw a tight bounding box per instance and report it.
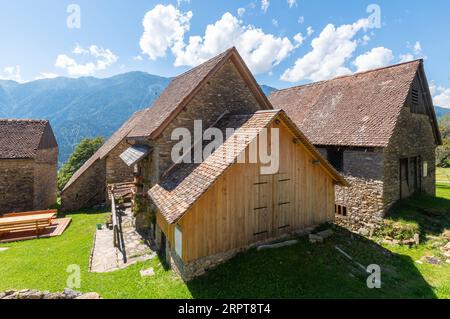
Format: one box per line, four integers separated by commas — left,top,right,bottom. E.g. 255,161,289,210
149,109,348,280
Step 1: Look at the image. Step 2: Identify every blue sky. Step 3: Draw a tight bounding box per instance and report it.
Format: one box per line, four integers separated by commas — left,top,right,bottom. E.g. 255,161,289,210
0,0,449,106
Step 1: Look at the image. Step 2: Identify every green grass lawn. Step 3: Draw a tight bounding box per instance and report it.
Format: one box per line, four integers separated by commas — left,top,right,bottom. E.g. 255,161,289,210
436,167,450,183
1,187,449,299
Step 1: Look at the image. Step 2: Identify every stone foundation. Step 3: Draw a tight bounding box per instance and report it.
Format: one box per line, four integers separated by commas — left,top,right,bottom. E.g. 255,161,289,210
335,175,385,234
0,288,100,300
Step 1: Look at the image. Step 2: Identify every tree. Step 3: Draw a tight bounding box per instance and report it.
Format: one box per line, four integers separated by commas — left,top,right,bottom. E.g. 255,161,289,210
57,137,104,191
437,114,450,167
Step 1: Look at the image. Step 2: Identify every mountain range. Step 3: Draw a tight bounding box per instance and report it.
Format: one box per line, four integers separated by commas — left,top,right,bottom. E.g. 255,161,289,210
0,73,445,165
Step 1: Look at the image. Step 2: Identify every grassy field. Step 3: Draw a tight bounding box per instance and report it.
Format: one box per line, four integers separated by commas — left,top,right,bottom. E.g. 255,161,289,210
0,187,449,299
436,167,450,183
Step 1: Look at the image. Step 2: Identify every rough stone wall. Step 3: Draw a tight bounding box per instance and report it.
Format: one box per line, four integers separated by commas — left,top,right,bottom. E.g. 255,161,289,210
335,175,384,233
156,60,263,175
60,158,106,212
106,140,135,184
0,159,35,214
384,103,437,208
316,147,385,232
33,147,58,210
342,149,384,180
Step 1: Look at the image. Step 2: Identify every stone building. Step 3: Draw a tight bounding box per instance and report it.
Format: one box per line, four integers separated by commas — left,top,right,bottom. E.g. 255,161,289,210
0,119,58,214
269,60,442,232
60,111,144,212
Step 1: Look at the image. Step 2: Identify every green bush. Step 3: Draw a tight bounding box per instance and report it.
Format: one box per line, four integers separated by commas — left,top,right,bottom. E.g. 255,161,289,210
375,219,420,240
57,137,104,191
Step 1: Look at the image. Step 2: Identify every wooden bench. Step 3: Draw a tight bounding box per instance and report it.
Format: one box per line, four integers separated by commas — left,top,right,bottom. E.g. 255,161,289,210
0,211,56,238
3,209,58,218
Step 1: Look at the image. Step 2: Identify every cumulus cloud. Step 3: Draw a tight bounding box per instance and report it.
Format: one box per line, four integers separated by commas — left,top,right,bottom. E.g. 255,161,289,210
287,0,297,8
261,0,270,13
139,4,192,60
353,47,394,72
306,26,314,36
55,44,118,76
173,12,299,75
0,65,22,82
298,16,305,24
281,18,370,82
272,19,279,27
431,83,450,108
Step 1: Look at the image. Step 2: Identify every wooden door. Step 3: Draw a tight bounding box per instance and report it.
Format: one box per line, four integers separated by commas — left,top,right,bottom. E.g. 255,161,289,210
251,175,272,242
273,173,293,236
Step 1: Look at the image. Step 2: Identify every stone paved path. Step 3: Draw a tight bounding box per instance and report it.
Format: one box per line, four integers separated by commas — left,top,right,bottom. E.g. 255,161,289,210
90,206,156,273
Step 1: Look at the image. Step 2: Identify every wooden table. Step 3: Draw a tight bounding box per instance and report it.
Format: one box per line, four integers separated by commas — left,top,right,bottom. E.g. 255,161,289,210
0,212,56,237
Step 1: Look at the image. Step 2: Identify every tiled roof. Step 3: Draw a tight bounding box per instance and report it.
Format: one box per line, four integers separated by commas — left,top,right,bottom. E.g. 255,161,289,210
149,110,348,224
62,110,145,191
269,60,423,147
127,49,234,139
0,119,49,159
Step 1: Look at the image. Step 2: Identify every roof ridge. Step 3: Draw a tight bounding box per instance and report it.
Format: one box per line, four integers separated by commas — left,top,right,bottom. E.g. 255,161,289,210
275,59,422,93
173,47,234,79
0,118,48,122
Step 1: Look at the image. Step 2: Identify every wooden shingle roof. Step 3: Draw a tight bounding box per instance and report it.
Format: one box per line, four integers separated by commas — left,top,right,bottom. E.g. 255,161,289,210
269,60,438,147
150,110,348,224
0,119,55,159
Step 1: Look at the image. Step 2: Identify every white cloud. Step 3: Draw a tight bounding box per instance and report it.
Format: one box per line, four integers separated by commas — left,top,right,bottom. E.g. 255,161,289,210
261,0,270,13
139,4,192,60
413,41,422,55
353,47,394,72
55,44,118,76
34,72,59,80
361,34,371,45
272,19,279,27
237,7,246,17
177,0,190,6
399,41,425,63
399,53,415,63
306,26,314,36
431,83,450,108
293,33,304,46
287,0,297,8
298,16,305,24
0,65,22,82
281,18,370,82
132,55,143,61
173,12,299,75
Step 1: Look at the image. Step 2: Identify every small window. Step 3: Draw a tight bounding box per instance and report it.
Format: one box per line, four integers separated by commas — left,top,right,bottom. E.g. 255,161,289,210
174,224,182,258
335,204,348,217
327,149,344,172
411,89,419,105
423,161,428,177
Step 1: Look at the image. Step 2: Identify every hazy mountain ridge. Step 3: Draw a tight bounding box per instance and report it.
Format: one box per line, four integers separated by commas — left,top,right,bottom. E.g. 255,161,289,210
0,73,279,165
2,73,446,164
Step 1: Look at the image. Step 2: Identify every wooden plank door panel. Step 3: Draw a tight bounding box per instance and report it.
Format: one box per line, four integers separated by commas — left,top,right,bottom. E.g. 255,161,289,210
251,175,272,242
274,173,292,236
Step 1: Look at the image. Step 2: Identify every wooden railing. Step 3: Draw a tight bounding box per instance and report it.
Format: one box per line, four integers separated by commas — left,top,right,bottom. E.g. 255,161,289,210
111,191,126,263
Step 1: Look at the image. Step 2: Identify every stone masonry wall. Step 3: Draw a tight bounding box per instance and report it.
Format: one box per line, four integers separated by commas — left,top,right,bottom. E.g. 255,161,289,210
106,140,135,184
335,175,384,233
60,158,106,212
33,147,58,210
0,159,35,215
156,60,263,175
384,102,437,209
317,147,385,232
